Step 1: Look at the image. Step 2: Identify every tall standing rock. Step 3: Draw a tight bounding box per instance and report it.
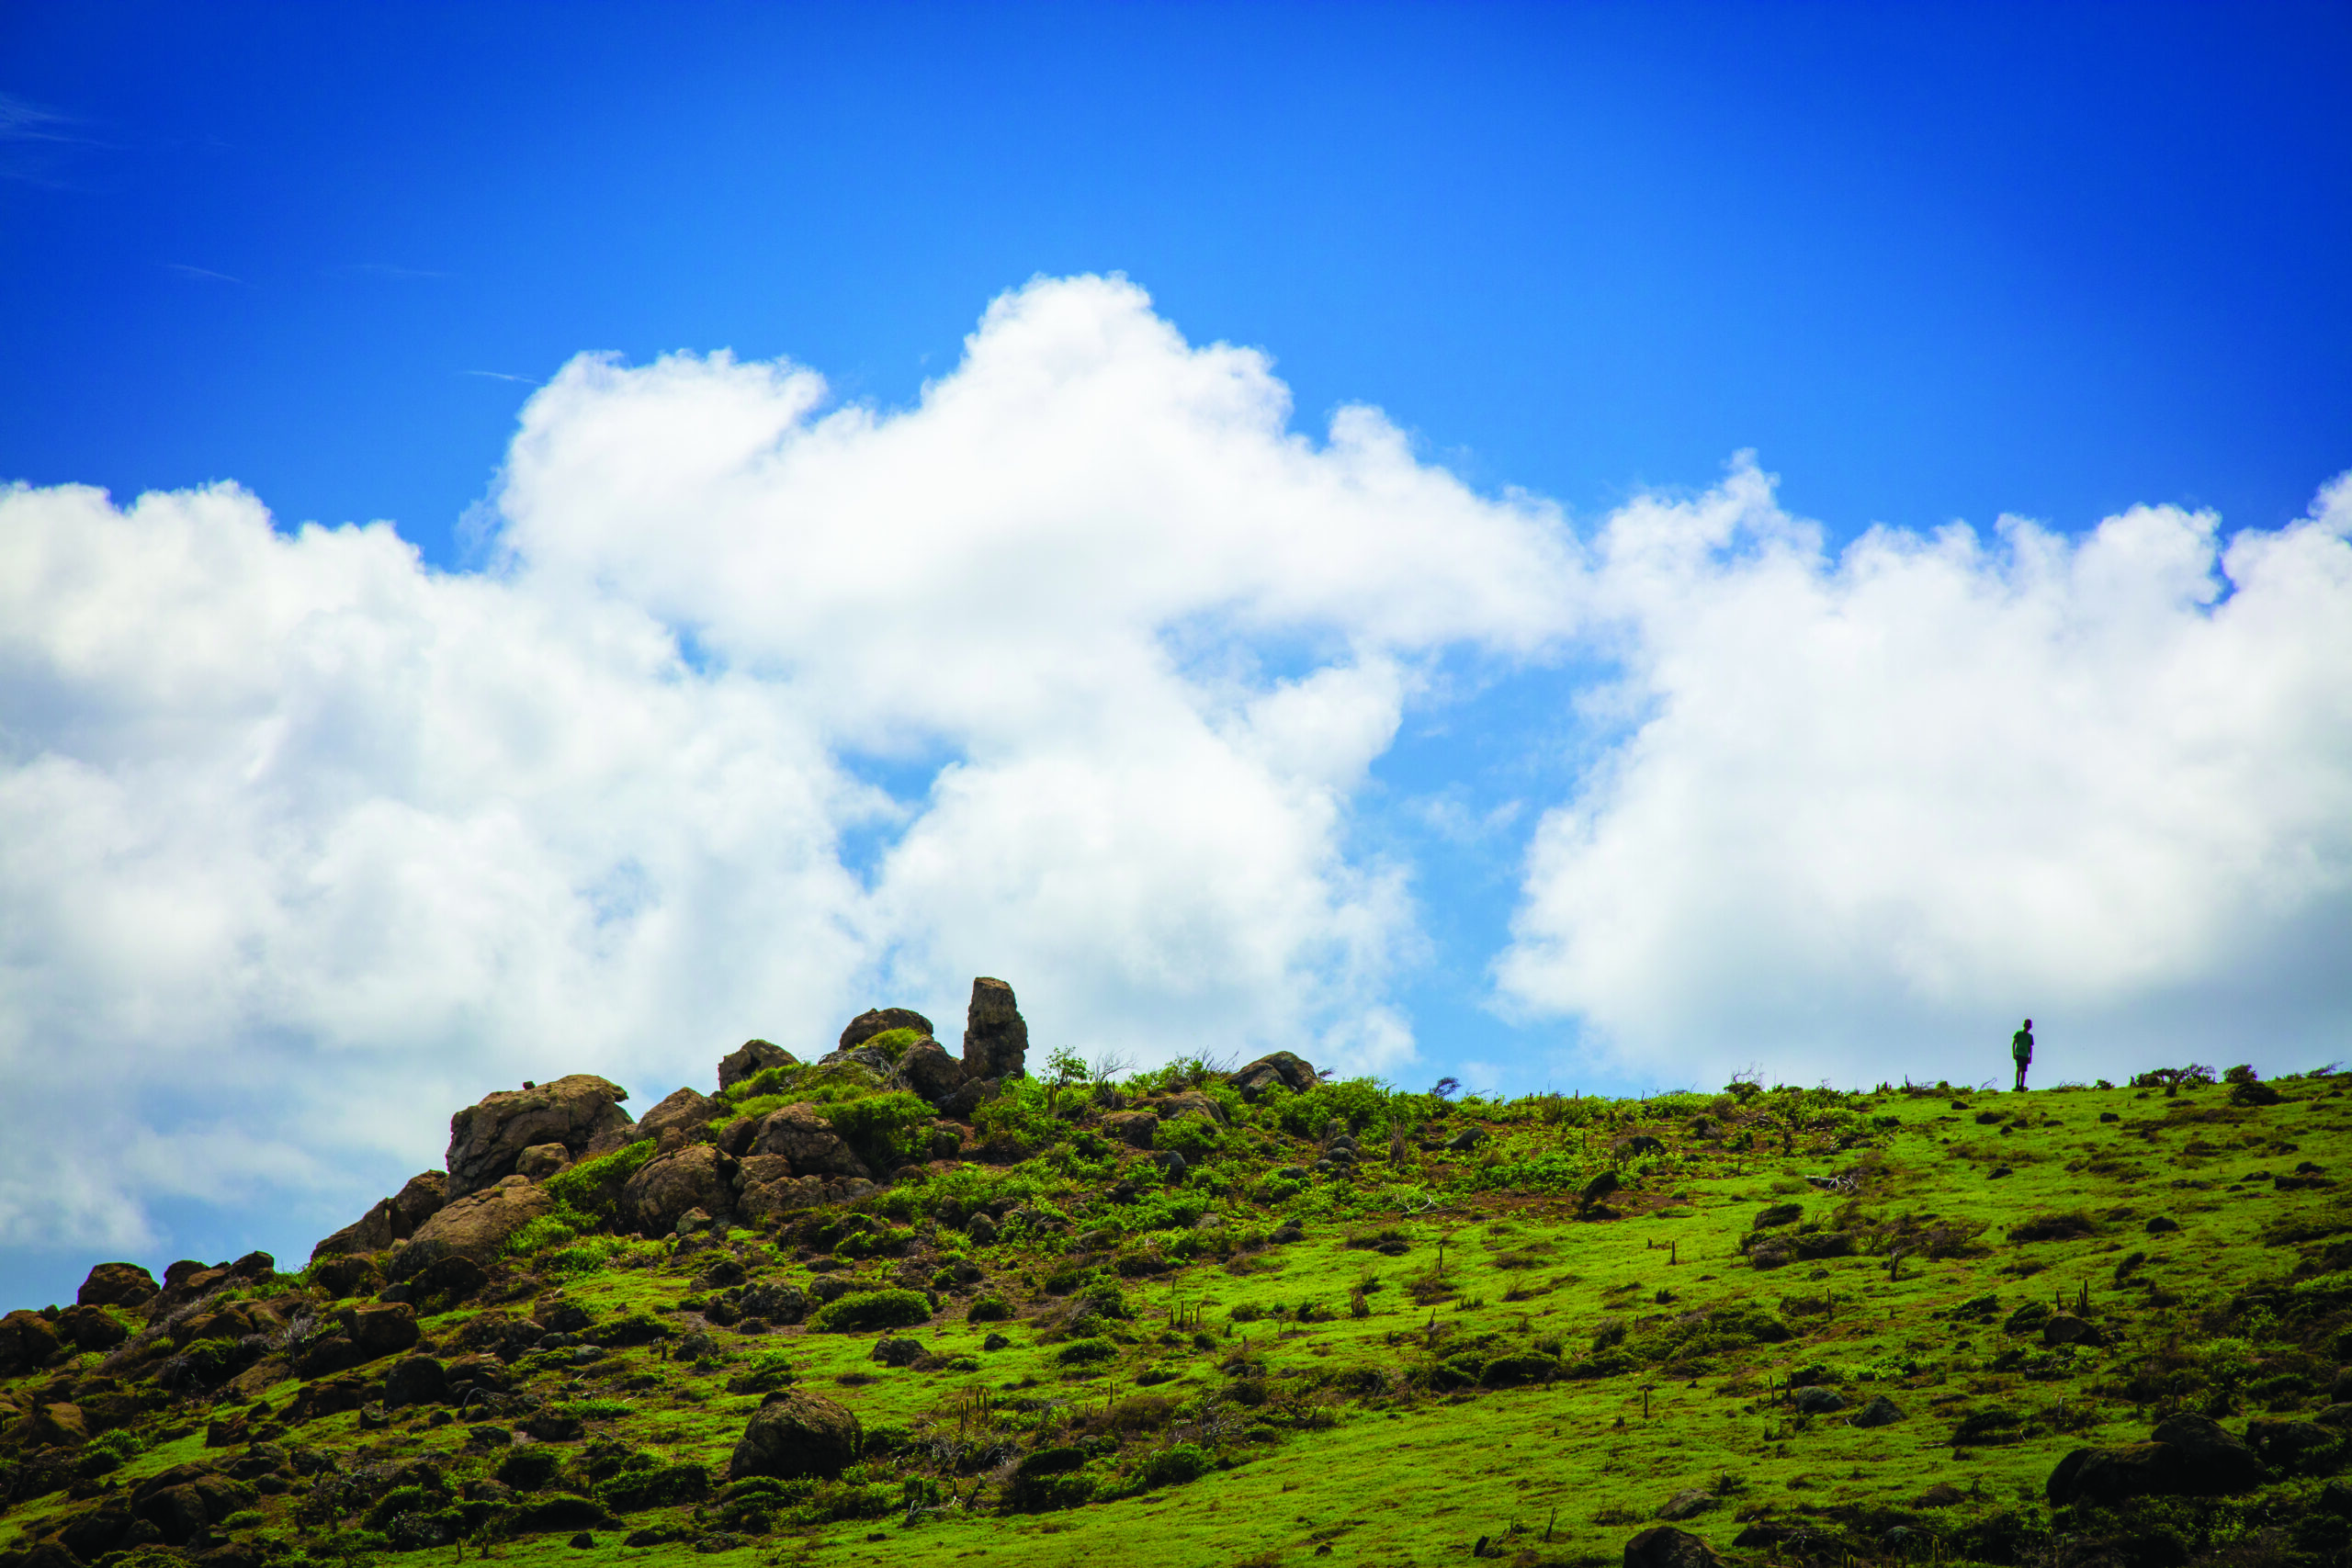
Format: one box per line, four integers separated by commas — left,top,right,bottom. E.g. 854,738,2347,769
445,1075,633,1198
960,978,1028,1081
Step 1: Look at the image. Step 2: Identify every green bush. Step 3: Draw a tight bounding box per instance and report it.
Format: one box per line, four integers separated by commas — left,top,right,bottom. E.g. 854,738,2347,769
823,1091,937,1168
967,1296,1014,1323
1157,1116,1226,1158
595,1461,709,1513
809,1289,933,1333
1055,1338,1117,1366
543,1139,659,1224
856,1027,926,1062
1136,1443,1215,1488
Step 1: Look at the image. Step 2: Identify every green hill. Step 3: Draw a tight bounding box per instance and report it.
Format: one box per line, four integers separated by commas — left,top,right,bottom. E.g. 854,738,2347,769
4,983,2347,1568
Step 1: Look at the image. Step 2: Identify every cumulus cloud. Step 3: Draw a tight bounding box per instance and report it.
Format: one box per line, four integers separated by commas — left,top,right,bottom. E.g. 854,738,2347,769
0,276,1571,1259
1497,458,2352,1089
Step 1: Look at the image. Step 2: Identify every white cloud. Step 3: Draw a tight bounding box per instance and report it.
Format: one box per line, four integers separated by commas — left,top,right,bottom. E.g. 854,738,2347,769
1497,458,2352,1089
0,276,1573,1259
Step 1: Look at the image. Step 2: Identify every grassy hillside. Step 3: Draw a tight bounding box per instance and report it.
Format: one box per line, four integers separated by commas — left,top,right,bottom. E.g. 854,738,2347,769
5,1054,2348,1568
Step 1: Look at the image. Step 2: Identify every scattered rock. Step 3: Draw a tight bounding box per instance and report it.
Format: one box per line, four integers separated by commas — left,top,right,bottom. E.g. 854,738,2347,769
388,1177,555,1280
748,1103,871,1179
1614,1134,1667,1159
2046,1413,2265,1505
1914,1483,1964,1507
1230,1051,1317,1101
2042,1314,2104,1348
76,1262,159,1309
870,1337,924,1368
336,1301,421,1359
2145,1216,2180,1235
718,1038,798,1091
1102,1111,1159,1148
1656,1489,1715,1519
8,1402,88,1448
2245,1417,2342,1472
1580,1170,1622,1209
382,1356,447,1407
1848,1394,1905,1428
841,1008,935,1053
1159,1089,1227,1123
446,1075,634,1199
967,1212,1000,1244
1624,1525,1726,1568
1446,1127,1488,1152
1792,1386,1846,1415
729,1389,863,1481
1752,1203,1802,1230
960,978,1029,1080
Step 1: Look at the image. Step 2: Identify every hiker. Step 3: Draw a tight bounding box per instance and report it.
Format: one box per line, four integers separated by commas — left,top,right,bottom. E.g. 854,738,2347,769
2011,1019,2033,1090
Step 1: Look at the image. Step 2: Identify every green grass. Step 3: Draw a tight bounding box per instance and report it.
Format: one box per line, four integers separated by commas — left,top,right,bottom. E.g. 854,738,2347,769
6,1068,2349,1568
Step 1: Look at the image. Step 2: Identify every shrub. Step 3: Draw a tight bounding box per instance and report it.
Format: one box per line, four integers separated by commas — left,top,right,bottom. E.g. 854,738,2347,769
1055,1338,1117,1367
543,1139,660,1224
967,1296,1014,1323
809,1289,933,1333
1136,1443,1215,1488
823,1091,939,1168
595,1461,709,1513
1158,1116,1226,1158
496,1448,565,1491
857,1027,926,1063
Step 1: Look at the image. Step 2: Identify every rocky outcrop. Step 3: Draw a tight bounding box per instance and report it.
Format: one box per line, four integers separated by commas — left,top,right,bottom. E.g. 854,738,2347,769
840,1008,934,1053
748,1104,870,1179
516,1143,571,1179
1103,1111,1158,1148
386,1177,553,1280
622,1145,738,1236
446,1075,632,1199
1159,1090,1227,1123
2046,1413,2266,1506
75,1263,158,1309
6,1402,86,1449
1230,1051,1317,1101
718,1038,797,1091
311,1169,457,1262
960,978,1028,1080
895,1037,967,1106
729,1389,863,1481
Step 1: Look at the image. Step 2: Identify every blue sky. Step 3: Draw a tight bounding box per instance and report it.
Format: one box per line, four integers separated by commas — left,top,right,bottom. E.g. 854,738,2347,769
3,3,2350,1306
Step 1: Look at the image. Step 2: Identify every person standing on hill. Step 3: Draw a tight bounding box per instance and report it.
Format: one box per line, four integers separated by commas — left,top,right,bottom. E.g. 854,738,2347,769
2011,1019,2034,1090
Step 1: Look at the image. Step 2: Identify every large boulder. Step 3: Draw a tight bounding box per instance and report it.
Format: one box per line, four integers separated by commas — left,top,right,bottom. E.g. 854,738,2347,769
1624,1527,1725,1568
55,1305,128,1354
335,1302,421,1359
446,1075,633,1198
1102,1111,1158,1149
960,978,1028,1080
895,1037,967,1106
739,1172,877,1224
386,1177,553,1280
7,1402,87,1449
389,1172,447,1235
76,1263,158,1310
749,1104,870,1179
729,1390,862,1481
0,1309,64,1377
1230,1051,1318,1101
2046,1413,2265,1506
622,1145,738,1236
635,1087,720,1146
840,1008,934,1054
718,1038,797,1091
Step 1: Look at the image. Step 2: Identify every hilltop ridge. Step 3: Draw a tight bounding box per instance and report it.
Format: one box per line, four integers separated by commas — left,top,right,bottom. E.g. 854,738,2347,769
4,979,2349,1568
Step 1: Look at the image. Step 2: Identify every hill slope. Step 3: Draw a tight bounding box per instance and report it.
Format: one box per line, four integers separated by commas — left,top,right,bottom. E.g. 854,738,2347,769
4,988,2348,1568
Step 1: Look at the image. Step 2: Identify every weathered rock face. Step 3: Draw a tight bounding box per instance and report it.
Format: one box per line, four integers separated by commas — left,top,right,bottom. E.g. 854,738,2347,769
1230,1051,1317,1101
895,1037,967,1106
76,1262,159,1310
446,1075,633,1198
387,1177,554,1280
635,1087,719,1148
1848,1395,1905,1428
2046,1413,2266,1506
738,1173,877,1224
8,1401,87,1449
960,978,1028,1080
621,1145,738,1236
718,1038,798,1091
939,1077,1001,1121
840,1008,935,1054
729,1389,863,1481
749,1104,870,1179
55,1304,128,1354
383,1355,448,1407
390,1173,448,1235
1158,1090,1227,1124
516,1143,571,1180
